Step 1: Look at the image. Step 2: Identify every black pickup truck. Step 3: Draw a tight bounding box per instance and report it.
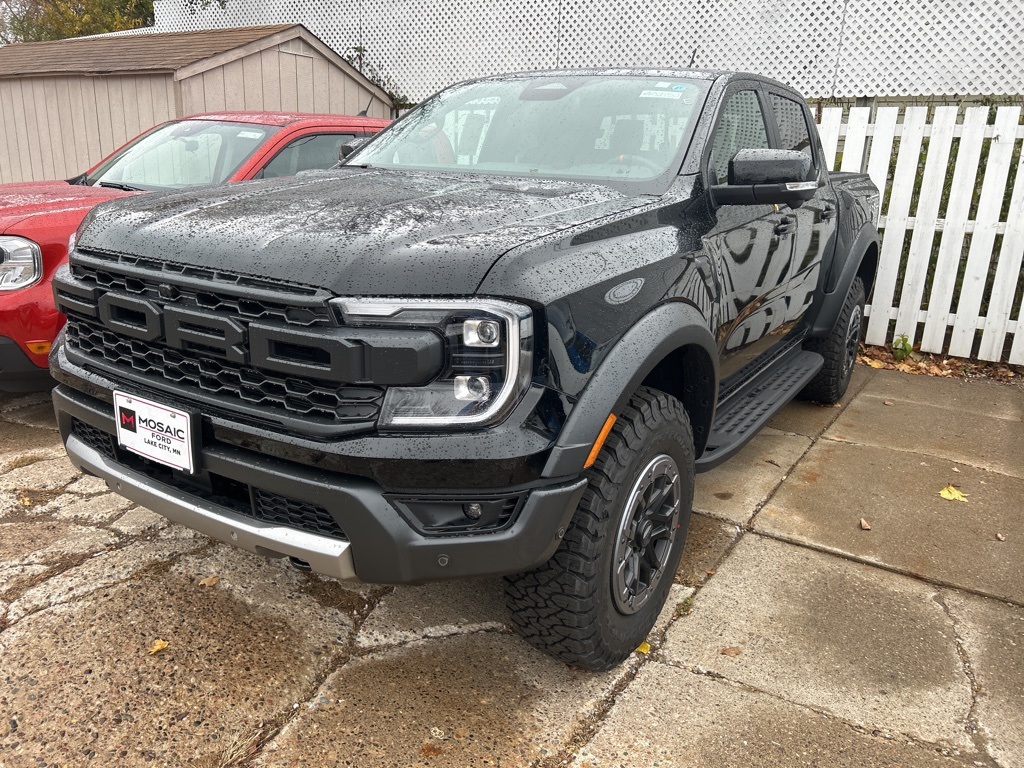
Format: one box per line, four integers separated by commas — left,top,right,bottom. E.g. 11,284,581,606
51,70,879,670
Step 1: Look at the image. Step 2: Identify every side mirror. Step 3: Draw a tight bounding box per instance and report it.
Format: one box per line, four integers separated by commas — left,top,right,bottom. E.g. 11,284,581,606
712,148,819,207
339,136,371,162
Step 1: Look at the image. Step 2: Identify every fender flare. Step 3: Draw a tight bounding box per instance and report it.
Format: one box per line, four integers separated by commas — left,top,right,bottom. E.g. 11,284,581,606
542,301,718,478
811,224,879,336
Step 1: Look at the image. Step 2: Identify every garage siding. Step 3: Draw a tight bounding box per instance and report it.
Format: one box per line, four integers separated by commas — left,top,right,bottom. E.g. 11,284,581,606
176,44,390,120
0,74,176,184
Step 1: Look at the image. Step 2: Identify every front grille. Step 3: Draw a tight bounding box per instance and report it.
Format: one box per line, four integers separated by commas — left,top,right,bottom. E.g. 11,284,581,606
76,257,330,328
67,319,384,423
70,418,347,541
76,248,327,302
60,252,385,432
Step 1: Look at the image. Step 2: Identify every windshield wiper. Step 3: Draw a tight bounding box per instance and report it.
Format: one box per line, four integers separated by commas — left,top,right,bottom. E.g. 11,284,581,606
98,181,145,192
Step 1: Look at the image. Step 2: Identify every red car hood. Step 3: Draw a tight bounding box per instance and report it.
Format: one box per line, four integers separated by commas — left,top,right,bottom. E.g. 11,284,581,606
0,181,134,232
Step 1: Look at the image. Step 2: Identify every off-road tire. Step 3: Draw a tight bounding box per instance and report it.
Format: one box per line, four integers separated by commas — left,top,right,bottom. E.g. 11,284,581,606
800,276,866,404
504,387,694,671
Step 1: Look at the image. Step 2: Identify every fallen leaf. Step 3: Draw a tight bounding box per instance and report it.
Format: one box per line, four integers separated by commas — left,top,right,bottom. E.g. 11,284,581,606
704,569,717,575
148,639,169,655
951,467,960,473
939,485,969,503
720,646,742,657
197,575,219,587
636,641,651,654
860,518,872,530
996,534,1006,542
883,400,895,406
420,743,444,758
865,358,886,369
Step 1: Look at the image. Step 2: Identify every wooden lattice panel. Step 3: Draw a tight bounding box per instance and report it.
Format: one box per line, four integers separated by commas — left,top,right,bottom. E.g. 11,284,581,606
149,0,1024,100
837,0,1024,96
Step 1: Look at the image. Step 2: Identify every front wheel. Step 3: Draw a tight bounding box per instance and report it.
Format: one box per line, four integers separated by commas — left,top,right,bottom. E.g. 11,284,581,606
505,387,694,670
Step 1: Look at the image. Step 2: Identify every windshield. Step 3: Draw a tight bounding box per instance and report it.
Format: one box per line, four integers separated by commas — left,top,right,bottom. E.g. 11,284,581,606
350,75,708,187
86,120,281,191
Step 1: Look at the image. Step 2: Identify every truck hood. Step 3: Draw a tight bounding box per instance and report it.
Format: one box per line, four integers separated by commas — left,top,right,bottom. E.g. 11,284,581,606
0,181,132,232
77,169,650,295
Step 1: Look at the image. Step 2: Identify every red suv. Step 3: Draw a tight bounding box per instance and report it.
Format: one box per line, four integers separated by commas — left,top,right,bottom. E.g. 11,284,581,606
0,111,389,391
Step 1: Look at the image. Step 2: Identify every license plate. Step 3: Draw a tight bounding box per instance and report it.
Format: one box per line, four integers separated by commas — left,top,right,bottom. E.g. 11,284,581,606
113,391,195,473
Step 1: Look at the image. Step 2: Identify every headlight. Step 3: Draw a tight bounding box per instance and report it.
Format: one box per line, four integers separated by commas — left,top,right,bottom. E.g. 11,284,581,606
0,236,43,291
331,297,533,429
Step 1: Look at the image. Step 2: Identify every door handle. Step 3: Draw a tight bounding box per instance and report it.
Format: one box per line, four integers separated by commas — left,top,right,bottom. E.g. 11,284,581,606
773,217,795,236
820,204,836,222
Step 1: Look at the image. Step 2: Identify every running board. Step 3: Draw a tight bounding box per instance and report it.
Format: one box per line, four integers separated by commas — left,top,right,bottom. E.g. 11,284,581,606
695,350,823,473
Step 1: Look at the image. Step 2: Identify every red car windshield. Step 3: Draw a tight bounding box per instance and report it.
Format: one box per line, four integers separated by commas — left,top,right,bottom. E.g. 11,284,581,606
85,120,280,191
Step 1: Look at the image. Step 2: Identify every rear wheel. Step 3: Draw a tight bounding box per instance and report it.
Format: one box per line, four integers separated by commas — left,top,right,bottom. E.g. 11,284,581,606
505,387,694,670
800,276,866,404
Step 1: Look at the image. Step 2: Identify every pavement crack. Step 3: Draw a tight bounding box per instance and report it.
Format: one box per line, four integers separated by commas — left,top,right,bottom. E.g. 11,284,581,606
242,580,394,765
533,529,749,768
662,658,984,763
529,654,648,768
817,435,1021,480
0,538,215,631
350,621,511,660
752,528,1024,609
933,591,1002,767
746,438,819,532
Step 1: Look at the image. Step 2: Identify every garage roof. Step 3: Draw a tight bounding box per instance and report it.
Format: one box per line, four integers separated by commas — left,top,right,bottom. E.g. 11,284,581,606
0,24,300,77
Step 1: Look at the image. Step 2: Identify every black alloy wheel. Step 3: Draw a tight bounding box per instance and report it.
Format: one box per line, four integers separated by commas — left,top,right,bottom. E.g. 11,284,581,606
611,454,683,615
505,387,694,671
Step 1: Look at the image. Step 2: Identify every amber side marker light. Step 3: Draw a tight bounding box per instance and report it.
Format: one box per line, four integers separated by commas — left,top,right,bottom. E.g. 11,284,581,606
584,414,617,468
26,341,51,356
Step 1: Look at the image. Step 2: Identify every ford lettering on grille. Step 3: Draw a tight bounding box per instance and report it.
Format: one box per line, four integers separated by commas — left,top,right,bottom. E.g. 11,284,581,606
53,267,444,428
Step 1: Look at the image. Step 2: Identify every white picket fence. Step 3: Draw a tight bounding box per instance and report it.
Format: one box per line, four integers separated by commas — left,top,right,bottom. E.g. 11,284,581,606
817,105,1024,364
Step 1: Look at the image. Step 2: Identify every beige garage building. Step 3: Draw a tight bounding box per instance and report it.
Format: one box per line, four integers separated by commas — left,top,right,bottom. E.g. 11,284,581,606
0,24,393,184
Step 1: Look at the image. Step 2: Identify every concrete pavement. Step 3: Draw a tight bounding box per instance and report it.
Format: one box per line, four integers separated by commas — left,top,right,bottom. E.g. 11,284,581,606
0,366,1020,767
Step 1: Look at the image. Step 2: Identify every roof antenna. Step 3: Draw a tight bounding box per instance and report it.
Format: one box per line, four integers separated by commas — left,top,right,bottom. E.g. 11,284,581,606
688,47,698,67
357,97,373,116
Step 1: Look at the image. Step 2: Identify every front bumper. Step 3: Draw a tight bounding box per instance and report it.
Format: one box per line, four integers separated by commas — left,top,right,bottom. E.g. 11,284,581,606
0,336,52,392
54,384,587,584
